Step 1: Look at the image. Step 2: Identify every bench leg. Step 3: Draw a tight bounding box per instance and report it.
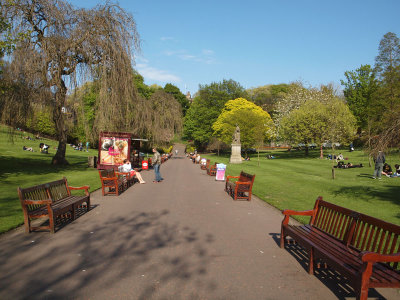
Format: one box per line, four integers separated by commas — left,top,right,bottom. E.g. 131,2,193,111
308,247,314,275
356,262,372,300
280,228,286,248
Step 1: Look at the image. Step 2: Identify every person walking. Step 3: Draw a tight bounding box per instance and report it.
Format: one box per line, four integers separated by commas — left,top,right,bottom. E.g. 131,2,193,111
373,151,385,179
152,148,163,183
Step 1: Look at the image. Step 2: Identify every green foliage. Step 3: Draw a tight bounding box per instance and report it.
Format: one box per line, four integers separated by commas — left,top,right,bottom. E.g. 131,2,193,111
133,71,159,99
341,65,378,130
280,98,356,148
246,84,289,117
374,32,400,78
183,79,247,149
212,98,275,149
35,111,56,136
164,83,190,115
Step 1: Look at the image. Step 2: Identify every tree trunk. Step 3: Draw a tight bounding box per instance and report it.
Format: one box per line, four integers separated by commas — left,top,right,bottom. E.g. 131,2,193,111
305,145,309,156
51,86,69,165
320,145,323,159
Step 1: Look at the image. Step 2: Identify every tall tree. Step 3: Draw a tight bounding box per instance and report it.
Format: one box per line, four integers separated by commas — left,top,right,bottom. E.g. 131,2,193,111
183,79,247,149
279,99,356,157
212,98,274,150
246,84,289,118
341,65,378,132
2,0,140,165
163,83,190,116
374,32,400,122
146,90,182,145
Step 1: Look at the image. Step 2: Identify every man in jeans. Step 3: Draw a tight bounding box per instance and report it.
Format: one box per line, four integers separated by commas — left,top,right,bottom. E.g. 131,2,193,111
372,151,385,179
152,148,164,183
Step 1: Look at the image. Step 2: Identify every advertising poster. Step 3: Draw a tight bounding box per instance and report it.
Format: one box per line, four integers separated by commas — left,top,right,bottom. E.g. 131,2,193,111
100,137,129,166
216,163,226,181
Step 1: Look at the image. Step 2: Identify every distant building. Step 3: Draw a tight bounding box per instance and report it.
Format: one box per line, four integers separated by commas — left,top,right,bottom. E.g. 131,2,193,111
186,92,193,103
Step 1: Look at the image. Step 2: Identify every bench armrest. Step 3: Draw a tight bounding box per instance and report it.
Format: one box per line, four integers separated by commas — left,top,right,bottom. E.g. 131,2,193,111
226,175,239,182
282,209,315,226
69,186,90,196
360,251,400,263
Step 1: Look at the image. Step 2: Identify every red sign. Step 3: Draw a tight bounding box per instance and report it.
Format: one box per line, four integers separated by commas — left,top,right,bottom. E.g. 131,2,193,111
142,160,148,170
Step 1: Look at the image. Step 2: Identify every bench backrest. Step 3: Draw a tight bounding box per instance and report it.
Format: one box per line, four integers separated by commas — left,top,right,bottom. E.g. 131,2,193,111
312,198,400,270
18,178,70,211
99,169,116,179
238,171,256,185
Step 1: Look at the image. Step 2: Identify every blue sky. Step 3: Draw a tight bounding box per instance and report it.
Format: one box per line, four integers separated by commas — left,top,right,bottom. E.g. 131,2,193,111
70,0,400,95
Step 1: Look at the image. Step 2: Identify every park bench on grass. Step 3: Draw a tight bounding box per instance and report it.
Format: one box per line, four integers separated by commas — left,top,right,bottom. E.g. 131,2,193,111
201,159,210,171
18,177,90,233
224,171,255,201
99,169,125,196
280,197,400,300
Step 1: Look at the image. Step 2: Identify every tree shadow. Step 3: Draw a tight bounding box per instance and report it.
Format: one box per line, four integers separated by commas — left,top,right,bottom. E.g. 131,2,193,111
333,185,400,212
0,209,217,299
0,155,90,179
269,233,388,300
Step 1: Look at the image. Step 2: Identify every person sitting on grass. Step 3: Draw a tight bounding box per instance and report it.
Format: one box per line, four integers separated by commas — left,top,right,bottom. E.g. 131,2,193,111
382,163,393,177
23,146,34,152
121,159,146,184
390,164,400,177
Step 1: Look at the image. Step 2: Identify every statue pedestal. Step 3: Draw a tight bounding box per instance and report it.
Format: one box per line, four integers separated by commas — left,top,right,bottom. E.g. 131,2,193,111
230,143,242,164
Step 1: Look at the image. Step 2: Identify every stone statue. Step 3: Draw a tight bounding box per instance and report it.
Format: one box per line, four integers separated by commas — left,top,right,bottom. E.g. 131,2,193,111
232,125,240,144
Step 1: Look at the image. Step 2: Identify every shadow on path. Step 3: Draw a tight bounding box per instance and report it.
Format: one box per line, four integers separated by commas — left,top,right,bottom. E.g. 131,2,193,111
269,233,388,300
0,210,216,299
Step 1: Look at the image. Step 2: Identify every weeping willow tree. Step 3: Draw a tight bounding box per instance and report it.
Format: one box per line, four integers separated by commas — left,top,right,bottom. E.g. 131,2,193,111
1,0,140,164
143,90,183,145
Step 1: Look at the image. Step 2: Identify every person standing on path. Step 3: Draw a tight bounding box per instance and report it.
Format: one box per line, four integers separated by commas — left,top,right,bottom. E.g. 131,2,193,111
373,151,385,179
152,148,163,183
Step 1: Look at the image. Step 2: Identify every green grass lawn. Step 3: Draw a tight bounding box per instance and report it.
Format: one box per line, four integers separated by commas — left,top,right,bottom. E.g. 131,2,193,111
203,149,400,225
2,125,400,234
0,126,102,233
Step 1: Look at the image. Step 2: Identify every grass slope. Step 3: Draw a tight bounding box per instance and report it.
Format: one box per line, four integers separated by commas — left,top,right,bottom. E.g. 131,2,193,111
0,126,101,233
203,149,400,225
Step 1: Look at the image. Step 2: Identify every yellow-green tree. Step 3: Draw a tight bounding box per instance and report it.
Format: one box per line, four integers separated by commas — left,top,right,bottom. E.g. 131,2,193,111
212,98,275,150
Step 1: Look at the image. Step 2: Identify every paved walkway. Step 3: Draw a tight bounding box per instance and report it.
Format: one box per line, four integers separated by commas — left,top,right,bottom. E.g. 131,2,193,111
1,144,398,299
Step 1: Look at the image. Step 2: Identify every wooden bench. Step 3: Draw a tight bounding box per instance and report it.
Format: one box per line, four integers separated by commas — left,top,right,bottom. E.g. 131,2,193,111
98,169,125,196
207,162,218,176
225,171,255,201
117,166,136,187
18,177,90,233
280,197,400,300
201,159,210,170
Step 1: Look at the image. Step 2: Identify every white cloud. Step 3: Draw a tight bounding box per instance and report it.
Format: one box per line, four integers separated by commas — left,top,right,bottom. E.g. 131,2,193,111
136,63,181,83
164,49,217,65
160,36,175,41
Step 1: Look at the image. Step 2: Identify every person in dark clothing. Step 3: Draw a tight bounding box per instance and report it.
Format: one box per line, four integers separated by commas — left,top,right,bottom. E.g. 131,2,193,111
382,163,393,177
372,151,385,179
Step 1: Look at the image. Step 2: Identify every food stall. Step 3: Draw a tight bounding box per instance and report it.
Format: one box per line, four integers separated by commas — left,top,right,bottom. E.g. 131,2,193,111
97,132,148,170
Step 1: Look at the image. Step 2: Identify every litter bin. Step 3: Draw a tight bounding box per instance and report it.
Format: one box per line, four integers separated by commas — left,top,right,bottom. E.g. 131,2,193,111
215,163,226,181
142,160,149,170
88,156,97,168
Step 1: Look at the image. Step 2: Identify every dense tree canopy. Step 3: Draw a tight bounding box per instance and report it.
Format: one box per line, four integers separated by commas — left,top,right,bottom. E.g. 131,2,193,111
341,65,378,131
212,98,274,150
184,79,247,149
280,98,356,155
164,83,190,115
246,84,289,118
